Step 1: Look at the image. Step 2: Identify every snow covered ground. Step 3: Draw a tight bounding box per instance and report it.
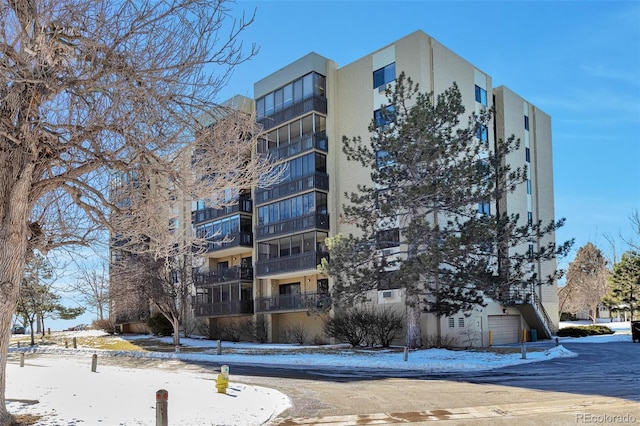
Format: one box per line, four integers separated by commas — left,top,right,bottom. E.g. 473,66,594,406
6,321,633,425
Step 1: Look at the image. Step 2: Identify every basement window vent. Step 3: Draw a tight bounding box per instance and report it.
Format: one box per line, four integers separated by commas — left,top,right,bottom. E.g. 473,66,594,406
382,291,393,298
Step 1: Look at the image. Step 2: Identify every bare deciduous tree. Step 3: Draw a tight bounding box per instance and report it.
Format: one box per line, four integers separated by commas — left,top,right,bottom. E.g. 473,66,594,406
68,258,110,321
0,1,265,422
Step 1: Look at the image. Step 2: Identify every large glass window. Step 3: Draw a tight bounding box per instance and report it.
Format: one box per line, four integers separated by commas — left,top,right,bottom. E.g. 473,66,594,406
476,125,488,143
293,79,303,102
258,192,323,224
283,83,293,108
478,202,491,215
373,62,396,89
374,105,396,127
377,228,400,249
474,85,487,106
302,74,313,99
264,93,274,115
256,72,326,117
274,88,283,112
256,98,264,118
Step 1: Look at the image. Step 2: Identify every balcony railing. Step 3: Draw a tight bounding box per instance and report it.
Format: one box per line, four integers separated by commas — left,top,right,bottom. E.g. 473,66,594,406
204,232,253,252
256,213,328,240
192,197,252,224
192,299,254,317
258,95,327,130
259,132,328,160
193,266,254,286
255,172,329,205
256,251,329,276
254,292,331,313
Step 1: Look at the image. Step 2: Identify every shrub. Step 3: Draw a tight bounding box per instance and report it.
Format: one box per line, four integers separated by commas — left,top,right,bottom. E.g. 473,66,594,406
423,333,459,349
182,317,209,338
323,309,368,347
221,321,243,342
323,306,405,347
284,323,308,345
146,312,173,336
556,325,614,337
93,318,116,335
370,308,403,348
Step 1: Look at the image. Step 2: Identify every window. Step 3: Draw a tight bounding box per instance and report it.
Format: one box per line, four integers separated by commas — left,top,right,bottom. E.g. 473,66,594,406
528,244,534,259
525,147,530,163
527,211,533,226
527,179,532,195
478,202,491,215
524,115,530,131
476,125,488,143
377,228,400,249
374,105,396,127
283,83,293,108
317,278,329,294
373,62,396,89
458,317,465,328
376,150,393,169
474,85,487,105
256,72,326,117
448,318,455,328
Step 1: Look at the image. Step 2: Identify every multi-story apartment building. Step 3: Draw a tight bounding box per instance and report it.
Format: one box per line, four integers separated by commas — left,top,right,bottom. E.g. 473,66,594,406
190,30,558,347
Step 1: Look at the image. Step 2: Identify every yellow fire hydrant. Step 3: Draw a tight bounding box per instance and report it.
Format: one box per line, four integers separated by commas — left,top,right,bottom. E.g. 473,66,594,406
216,365,229,394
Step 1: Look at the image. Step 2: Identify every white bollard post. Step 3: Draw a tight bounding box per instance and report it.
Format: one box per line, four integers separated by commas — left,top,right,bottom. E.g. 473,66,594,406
91,354,98,372
217,340,222,355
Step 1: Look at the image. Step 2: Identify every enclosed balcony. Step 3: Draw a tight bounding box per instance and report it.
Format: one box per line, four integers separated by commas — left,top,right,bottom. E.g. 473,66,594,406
256,250,328,277
254,291,331,313
258,95,327,131
255,172,329,205
203,231,253,253
192,271,254,318
256,213,328,240
258,132,328,161
193,266,254,286
192,298,254,317
192,196,252,225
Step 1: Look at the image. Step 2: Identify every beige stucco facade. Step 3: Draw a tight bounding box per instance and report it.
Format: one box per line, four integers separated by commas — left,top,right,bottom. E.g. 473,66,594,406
189,30,559,347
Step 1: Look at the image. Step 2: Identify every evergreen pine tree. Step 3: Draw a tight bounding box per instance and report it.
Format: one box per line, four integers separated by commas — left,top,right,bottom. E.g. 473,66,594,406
323,73,570,347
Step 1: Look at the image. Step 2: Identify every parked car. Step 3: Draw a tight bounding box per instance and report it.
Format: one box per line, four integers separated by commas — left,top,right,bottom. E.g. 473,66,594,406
12,326,26,334
67,324,89,331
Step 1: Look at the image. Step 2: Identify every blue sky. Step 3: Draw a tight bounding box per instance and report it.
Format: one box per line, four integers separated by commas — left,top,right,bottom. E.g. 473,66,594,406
219,0,640,268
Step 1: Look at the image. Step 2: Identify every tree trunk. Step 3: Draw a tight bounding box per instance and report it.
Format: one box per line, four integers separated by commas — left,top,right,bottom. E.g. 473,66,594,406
172,317,181,352
0,223,29,425
0,163,33,424
405,294,422,348
29,319,35,346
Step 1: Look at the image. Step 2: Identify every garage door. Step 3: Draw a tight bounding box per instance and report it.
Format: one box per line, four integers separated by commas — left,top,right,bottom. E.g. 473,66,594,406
488,315,521,345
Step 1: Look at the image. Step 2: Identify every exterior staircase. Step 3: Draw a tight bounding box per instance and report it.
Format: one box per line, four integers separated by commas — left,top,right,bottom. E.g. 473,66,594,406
503,285,555,340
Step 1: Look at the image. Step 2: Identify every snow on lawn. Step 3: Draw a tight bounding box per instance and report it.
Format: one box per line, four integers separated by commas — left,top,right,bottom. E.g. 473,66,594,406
7,331,580,426
558,320,634,343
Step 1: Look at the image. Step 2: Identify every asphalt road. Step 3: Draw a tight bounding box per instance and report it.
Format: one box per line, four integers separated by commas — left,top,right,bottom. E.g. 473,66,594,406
219,341,640,425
